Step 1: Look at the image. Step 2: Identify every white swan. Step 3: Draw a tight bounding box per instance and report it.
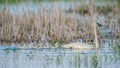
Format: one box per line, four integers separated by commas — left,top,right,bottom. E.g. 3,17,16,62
62,42,94,49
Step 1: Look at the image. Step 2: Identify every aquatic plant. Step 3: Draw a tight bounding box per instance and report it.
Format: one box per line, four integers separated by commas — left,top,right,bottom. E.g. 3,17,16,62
4,48,10,54
56,55,63,65
104,54,107,62
112,43,120,52
92,54,98,68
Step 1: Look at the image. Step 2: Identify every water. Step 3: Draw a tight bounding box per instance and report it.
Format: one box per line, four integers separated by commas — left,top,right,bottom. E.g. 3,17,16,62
0,0,116,14
0,46,119,68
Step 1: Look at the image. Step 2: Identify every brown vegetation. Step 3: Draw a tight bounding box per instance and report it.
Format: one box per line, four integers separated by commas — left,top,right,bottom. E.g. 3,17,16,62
0,1,120,47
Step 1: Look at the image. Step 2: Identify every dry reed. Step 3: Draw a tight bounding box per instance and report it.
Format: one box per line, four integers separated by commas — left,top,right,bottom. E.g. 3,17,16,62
0,0,119,47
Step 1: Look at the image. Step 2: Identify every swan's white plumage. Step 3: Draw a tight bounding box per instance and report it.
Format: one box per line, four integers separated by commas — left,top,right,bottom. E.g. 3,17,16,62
62,42,94,49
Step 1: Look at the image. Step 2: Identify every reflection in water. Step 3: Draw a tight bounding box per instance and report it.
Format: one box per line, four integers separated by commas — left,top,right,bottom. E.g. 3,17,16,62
92,54,98,68
0,49,120,68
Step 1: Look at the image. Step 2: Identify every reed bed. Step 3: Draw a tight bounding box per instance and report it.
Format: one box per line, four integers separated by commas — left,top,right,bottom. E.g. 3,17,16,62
0,6,83,43
0,0,120,47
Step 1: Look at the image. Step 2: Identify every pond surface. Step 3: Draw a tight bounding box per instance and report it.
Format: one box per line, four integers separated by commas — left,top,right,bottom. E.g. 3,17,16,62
0,45,119,68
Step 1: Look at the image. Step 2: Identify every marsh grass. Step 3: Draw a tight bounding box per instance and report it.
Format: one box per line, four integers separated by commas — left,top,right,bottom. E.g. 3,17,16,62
0,0,120,47
0,0,27,4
